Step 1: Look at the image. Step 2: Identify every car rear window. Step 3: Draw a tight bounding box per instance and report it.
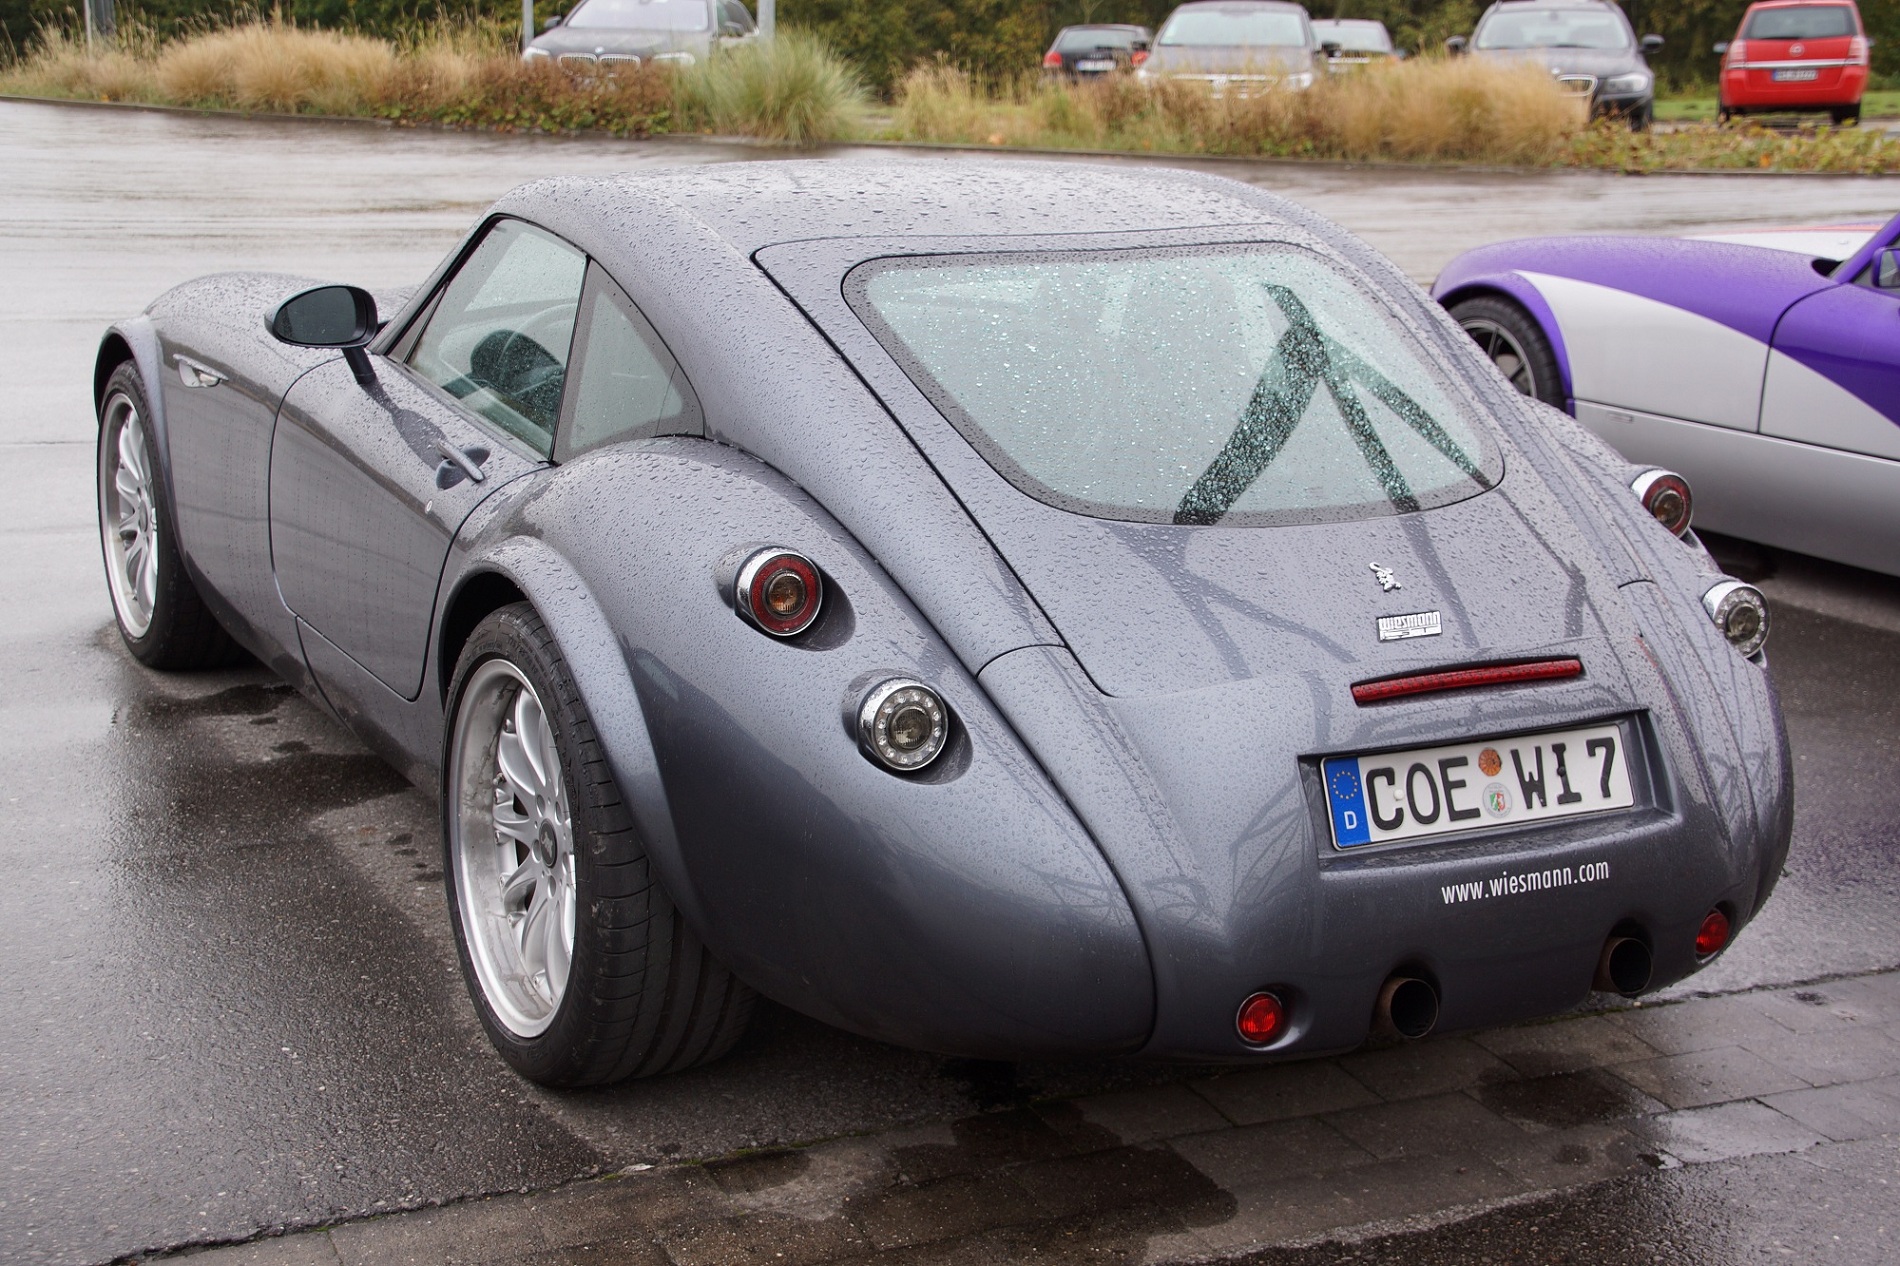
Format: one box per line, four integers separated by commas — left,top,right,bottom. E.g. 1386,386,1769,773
1313,21,1393,51
1159,8,1309,47
1743,5,1857,39
1058,27,1140,49
848,246,1500,527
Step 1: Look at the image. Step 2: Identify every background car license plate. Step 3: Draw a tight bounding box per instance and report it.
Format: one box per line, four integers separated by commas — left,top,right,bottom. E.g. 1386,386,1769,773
1773,67,1819,81
1076,59,1117,71
1323,723,1633,849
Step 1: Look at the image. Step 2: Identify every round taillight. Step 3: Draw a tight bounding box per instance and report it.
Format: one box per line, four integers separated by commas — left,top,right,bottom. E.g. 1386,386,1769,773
735,549,822,637
1235,991,1286,1045
1043,50,1062,67
858,679,949,772
1702,579,1769,658
1131,48,1149,66
1631,469,1693,537
1696,908,1731,957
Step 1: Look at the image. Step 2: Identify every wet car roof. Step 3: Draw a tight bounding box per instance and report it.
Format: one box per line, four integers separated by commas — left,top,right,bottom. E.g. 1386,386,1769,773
552,161,1295,255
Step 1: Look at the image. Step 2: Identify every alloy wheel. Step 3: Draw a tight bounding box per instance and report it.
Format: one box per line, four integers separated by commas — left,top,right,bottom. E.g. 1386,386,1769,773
449,660,577,1038
1461,318,1538,397
98,391,159,639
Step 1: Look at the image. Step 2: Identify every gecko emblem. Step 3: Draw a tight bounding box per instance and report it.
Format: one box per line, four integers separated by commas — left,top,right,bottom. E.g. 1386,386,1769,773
1369,563,1402,593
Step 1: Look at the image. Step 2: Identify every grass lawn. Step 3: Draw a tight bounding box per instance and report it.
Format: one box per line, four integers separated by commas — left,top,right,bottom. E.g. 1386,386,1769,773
1658,89,1900,121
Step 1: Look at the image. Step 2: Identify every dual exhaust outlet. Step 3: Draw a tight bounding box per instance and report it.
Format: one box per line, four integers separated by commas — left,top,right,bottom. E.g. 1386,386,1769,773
1371,933,1655,1042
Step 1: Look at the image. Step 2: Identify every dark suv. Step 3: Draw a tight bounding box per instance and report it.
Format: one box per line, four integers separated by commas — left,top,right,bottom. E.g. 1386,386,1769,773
1449,0,1664,128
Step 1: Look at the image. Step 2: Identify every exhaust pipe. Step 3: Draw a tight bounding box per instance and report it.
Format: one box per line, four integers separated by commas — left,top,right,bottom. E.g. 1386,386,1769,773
1595,935,1653,997
1374,975,1439,1040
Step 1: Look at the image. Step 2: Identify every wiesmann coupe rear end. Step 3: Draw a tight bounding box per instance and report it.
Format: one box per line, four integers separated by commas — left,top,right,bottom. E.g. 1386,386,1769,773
94,162,1790,1084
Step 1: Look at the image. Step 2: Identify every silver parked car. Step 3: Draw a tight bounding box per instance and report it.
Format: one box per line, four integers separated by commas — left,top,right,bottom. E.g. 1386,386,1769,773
1137,0,1322,94
1311,17,1402,68
524,0,755,69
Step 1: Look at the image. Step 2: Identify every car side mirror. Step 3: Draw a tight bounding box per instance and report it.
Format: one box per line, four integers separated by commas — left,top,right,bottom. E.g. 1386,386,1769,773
1713,41,1729,55
270,284,379,384
544,14,562,29
1641,33,1664,53
1877,248,1900,290
1321,40,1342,57
1445,35,1467,54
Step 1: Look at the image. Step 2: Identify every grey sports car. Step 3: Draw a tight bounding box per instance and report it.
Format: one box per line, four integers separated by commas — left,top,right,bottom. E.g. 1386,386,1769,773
94,162,1791,1085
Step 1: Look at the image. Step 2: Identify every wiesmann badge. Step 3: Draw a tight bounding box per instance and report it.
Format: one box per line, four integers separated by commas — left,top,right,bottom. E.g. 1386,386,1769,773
1377,611,1442,642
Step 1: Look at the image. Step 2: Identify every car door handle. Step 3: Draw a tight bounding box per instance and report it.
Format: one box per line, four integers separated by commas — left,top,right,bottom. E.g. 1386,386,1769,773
174,354,226,388
434,440,489,486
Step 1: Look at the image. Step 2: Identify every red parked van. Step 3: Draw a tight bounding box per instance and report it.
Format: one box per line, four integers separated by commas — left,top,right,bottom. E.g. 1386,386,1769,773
1716,1,1869,124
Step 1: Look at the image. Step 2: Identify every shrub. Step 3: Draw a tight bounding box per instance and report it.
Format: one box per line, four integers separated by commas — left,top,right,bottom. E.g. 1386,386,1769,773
677,28,865,143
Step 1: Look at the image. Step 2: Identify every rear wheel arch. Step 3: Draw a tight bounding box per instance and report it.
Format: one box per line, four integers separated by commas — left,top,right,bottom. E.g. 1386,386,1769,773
1442,286,1569,410
95,334,136,408
438,570,529,705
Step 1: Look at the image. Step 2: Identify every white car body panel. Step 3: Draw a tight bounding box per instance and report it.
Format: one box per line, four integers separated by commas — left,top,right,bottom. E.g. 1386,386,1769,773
1760,348,1900,461
1518,271,1766,431
1576,401,1900,574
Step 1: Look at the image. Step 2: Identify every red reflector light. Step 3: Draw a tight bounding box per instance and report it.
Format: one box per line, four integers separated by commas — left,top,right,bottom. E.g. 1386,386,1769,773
1043,50,1062,66
1696,908,1731,957
1131,49,1149,65
1351,658,1582,705
735,549,823,637
1236,991,1286,1045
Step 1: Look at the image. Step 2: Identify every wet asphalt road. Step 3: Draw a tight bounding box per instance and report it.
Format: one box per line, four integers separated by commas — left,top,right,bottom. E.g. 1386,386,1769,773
2,98,1899,1265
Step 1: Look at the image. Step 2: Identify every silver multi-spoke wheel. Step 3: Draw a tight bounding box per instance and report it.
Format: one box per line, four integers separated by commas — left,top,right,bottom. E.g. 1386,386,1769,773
99,391,159,638
1461,318,1537,397
449,659,576,1038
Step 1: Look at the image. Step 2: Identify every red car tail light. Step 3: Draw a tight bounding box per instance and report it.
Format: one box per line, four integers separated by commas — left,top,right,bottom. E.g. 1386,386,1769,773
735,548,823,637
1631,469,1693,537
1849,36,1869,65
1235,991,1286,1045
1043,50,1063,67
1132,49,1149,66
1727,38,1746,64
1696,908,1731,957
1351,658,1582,705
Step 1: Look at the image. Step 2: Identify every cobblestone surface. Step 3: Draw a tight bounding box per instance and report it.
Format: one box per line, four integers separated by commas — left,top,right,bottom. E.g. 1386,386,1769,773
179,970,1900,1265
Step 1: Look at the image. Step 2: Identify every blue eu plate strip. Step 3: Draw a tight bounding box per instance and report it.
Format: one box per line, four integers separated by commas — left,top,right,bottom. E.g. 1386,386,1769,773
1324,756,1371,847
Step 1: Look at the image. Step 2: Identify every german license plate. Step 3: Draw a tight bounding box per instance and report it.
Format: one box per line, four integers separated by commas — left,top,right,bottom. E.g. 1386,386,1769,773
1076,59,1117,71
1773,67,1819,81
1323,723,1633,849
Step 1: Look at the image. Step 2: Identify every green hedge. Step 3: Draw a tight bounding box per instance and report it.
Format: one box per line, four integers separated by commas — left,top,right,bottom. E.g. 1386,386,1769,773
7,0,1893,89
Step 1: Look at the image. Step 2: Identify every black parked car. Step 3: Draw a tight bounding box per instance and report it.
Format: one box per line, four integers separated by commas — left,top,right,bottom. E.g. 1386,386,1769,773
1448,0,1664,128
1042,23,1154,76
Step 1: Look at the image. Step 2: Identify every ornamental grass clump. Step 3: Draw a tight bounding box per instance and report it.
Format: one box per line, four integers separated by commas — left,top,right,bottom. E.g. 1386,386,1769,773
893,55,1584,165
677,30,866,143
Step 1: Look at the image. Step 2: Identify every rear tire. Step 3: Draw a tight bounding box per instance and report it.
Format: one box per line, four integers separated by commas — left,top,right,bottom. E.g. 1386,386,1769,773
1448,294,1566,410
96,362,237,669
1830,105,1859,126
444,603,754,1086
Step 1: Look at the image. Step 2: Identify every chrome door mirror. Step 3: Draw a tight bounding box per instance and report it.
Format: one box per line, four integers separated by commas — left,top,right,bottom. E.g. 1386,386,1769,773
1444,34,1467,54
269,284,379,383
1641,33,1664,53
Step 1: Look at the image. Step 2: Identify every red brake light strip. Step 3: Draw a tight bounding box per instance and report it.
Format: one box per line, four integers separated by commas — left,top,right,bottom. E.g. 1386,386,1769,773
1351,658,1583,705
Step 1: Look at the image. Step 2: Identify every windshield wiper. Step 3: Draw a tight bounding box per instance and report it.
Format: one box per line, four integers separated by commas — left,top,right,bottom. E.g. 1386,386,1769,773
1173,285,1487,525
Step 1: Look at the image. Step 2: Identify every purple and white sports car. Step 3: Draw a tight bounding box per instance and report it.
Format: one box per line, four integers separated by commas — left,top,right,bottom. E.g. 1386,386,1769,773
1434,214,1900,576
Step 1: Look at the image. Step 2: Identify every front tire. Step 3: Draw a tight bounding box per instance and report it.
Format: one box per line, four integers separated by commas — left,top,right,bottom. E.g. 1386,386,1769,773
1448,294,1567,409
96,362,236,669
444,603,754,1086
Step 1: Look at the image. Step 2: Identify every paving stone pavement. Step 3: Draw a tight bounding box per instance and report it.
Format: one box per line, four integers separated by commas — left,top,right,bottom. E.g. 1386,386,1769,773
164,968,1900,1266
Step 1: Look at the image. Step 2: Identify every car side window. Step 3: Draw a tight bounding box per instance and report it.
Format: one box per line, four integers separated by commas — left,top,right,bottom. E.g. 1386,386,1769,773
407,219,587,457
555,264,703,462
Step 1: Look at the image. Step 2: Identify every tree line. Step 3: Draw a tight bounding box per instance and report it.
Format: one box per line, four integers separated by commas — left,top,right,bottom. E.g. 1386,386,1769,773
5,0,1893,92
